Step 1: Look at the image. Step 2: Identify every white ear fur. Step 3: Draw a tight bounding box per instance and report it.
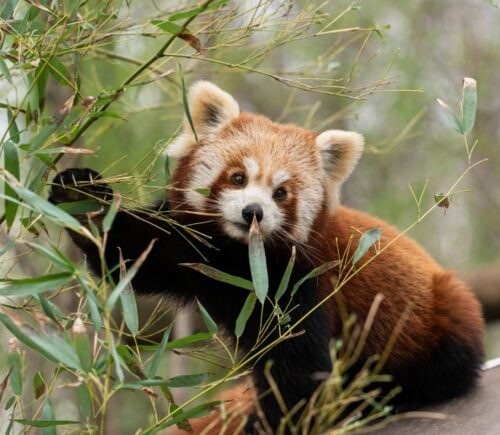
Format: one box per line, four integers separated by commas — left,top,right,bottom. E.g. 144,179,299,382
167,81,240,159
315,129,364,212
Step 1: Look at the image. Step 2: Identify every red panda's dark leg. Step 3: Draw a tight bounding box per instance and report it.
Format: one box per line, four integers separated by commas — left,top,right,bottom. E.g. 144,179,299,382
245,287,333,433
48,168,201,299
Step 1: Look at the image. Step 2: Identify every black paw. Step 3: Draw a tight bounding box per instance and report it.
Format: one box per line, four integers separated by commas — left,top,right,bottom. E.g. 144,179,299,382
49,168,113,205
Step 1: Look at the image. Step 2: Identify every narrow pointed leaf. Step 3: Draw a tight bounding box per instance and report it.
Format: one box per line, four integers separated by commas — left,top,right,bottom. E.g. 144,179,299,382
180,263,253,291
291,261,340,297
275,246,296,302
0,272,72,297
248,217,268,304
461,77,477,135
105,240,156,312
437,98,463,134
352,228,382,265
147,325,172,378
235,293,257,338
3,140,20,228
197,300,217,334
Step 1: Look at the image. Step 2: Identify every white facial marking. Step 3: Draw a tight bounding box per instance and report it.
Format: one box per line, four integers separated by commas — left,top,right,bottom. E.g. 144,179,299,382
185,152,224,209
294,184,323,241
243,157,260,179
219,183,283,241
272,170,290,187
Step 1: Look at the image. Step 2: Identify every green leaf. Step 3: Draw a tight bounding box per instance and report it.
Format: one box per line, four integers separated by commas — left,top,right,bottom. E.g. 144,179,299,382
3,140,20,228
147,325,172,379
179,64,198,142
163,332,212,349
168,0,230,21
0,272,73,297
16,419,79,428
105,240,156,312
7,108,20,143
121,373,209,389
56,200,102,215
248,218,269,304
1,170,83,231
275,246,296,302
147,401,224,433
48,57,72,86
151,20,183,35
77,273,102,332
436,98,463,134
166,372,210,387
27,242,75,271
193,187,210,196
291,261,340,297
28,123,58,153
77,384,92,417
73,321,92,372
7,352,23,396
180,263,253,291
0,313,82,369
109,336,125,382
197,300,217,334
120,283,139,336
461,77,477,135
33,372,46,399
37,294,64,323
235,293,257,338
352,228,381,265
0,0,17,20
102,193,121,232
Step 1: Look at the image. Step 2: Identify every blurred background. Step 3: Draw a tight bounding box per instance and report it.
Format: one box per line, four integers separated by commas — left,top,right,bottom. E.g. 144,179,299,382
1,0,499,432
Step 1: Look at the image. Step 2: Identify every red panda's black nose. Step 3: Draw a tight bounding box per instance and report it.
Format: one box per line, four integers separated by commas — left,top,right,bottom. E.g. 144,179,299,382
242,203,264,224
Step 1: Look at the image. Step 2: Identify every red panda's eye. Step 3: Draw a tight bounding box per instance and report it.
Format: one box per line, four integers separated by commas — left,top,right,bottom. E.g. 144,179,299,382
273,187,287,201
232,173,245,186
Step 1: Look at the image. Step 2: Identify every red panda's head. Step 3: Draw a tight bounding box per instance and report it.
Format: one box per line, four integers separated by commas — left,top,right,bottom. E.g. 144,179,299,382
168,82,364,243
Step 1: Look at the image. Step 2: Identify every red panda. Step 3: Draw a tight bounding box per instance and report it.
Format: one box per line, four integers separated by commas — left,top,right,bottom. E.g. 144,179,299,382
49,81,484,434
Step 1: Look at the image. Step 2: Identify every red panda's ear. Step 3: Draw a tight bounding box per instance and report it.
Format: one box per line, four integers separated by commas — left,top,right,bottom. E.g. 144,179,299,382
315,130,364,211
167,81,239,158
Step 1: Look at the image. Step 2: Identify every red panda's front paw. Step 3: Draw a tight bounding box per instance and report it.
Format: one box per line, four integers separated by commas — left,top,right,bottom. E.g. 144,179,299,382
49,168,113,207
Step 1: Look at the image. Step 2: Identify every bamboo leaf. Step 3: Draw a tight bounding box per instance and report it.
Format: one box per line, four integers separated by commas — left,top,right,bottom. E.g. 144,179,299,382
0,273,72,297
291,261,340,297
33,372,46,399
197,300,217,334
7,108,20,143
103,193,121,232
2,170,83,231
179,64,198,142
3,140,20,228
437,98,463,134
56,200,102,215
77,384,92,417
180,263,253,291
0,58,13,84
275,246,296,302
105,240,156,312
352,228,382,265
235,293,257,338
248,217,268,304
48,57,72,86
0,313,82,369
147,325,172,379
7,352,23,396
461,77,477,135
146,401,225,433
15,419,79,428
